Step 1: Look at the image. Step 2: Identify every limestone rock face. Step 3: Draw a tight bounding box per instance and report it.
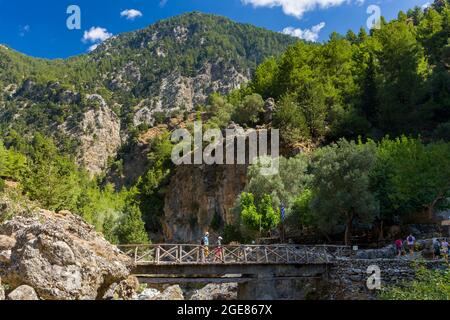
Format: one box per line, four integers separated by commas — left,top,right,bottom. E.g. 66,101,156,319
0,209,133,300
163,163,247,242
152,285,184,300
7,285,39,300
62,94,122,176
113,276,140,300
132,61,248,127
190,283,238,300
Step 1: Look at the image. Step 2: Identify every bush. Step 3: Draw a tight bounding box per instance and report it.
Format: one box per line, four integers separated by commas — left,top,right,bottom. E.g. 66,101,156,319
380,266,450,300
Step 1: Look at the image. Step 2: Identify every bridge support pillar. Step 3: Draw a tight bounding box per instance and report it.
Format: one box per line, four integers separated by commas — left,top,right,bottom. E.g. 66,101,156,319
237,275,328,300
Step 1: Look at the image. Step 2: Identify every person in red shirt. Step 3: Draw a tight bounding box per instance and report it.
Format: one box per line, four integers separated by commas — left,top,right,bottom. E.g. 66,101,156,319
395,239,403,257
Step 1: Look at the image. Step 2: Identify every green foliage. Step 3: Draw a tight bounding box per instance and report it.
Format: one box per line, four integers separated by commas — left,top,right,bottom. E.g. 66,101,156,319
232,93,265,127
136,132,173,232
310,139,378,244
116,204,149,244
272,94,310,145
237,192,281,235
380,267,450,300
290,189,314,228
0,141,27,180
239,192,261,232
372,136,450,219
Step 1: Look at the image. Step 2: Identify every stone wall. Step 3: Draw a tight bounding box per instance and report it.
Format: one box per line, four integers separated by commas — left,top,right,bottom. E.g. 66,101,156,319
327,258,444,300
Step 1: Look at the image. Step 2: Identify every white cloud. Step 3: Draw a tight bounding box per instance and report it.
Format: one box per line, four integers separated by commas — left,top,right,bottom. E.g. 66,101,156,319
421,2,431,10
242,0,348,19
19,25,30,37
282,22,326,42
120,9,143,20
82,27,112,43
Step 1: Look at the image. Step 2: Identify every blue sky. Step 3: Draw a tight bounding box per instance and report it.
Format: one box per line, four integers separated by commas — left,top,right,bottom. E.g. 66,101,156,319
0,0,431,59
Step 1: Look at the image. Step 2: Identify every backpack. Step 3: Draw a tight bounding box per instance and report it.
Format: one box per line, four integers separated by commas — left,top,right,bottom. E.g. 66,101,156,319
201,237,205,245
407,236,413,242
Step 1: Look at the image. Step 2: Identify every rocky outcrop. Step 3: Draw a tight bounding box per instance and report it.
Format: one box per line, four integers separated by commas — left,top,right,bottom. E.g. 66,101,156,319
63,94,122,175
163,163,247,241
133,61,248,127
138,285,184,300
154,285,184,300
7,285,39,300
190,283,238,300
0,208,133,300
0,278,4,300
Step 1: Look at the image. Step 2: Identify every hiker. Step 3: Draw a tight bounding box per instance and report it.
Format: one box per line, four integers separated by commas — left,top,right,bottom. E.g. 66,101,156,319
441,238,449,263
406,234,416,255
214,236,224,262
201,232,210,262
433,238,441,260
395,238,403,257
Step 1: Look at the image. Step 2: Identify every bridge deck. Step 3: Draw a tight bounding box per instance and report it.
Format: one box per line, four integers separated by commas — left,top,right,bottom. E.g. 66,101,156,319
118,244,351,266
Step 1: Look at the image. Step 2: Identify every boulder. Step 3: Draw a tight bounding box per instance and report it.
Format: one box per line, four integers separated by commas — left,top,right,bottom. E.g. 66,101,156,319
113,276,140,300
152,285,184,300
0,250,11,264
190,283,238,300
7,285,39,300
0,209,133,300
138,288,161,300
0,235,16,250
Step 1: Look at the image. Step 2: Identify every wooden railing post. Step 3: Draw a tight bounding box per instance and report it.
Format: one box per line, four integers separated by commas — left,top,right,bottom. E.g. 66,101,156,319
156,246,160,264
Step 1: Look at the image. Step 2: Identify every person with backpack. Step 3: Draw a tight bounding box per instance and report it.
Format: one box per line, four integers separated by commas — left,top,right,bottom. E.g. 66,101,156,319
433,238,441,260
406,234,416,256
395,238,403,257
441,238,449,263
214,236,224,262
201,232,210,262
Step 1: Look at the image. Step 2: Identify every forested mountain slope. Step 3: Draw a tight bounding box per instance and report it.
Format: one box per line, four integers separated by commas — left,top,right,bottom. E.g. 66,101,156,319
0,12,295,173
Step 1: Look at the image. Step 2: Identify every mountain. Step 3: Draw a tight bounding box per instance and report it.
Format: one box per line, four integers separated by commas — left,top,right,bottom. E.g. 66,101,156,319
0,12,296,174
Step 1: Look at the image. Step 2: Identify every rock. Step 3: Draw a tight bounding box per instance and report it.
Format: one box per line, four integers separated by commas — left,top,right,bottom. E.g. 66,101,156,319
0,235,16,250
190,283,238,300
0,209,133,300
138,288,161,300
7,285,39,300
163,163,247,241
0,278,4,300
263,98,276,123
113,276,140,300
152,285,184,300
0,250,11,264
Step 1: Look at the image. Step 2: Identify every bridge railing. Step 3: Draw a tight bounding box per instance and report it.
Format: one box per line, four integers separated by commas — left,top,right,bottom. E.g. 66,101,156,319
118,244,351,265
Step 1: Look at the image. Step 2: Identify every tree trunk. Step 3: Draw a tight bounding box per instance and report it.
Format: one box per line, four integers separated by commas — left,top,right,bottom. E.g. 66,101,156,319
344,216,353,246
379,219,384,241
427,194,444,221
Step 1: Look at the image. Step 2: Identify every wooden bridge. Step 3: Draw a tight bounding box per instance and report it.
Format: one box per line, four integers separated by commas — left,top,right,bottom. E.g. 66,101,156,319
118,244,351,266
118,244,351,298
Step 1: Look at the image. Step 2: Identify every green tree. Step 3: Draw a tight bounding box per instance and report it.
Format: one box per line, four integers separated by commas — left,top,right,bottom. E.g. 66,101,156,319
232,93,265,126
273,94,310,145
116,204,149,244
373,137,450,220
311,139,378,245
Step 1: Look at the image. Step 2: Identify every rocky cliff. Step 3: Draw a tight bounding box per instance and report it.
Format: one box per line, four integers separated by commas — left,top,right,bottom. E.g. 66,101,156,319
0,201,133,300
163,163,247,242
